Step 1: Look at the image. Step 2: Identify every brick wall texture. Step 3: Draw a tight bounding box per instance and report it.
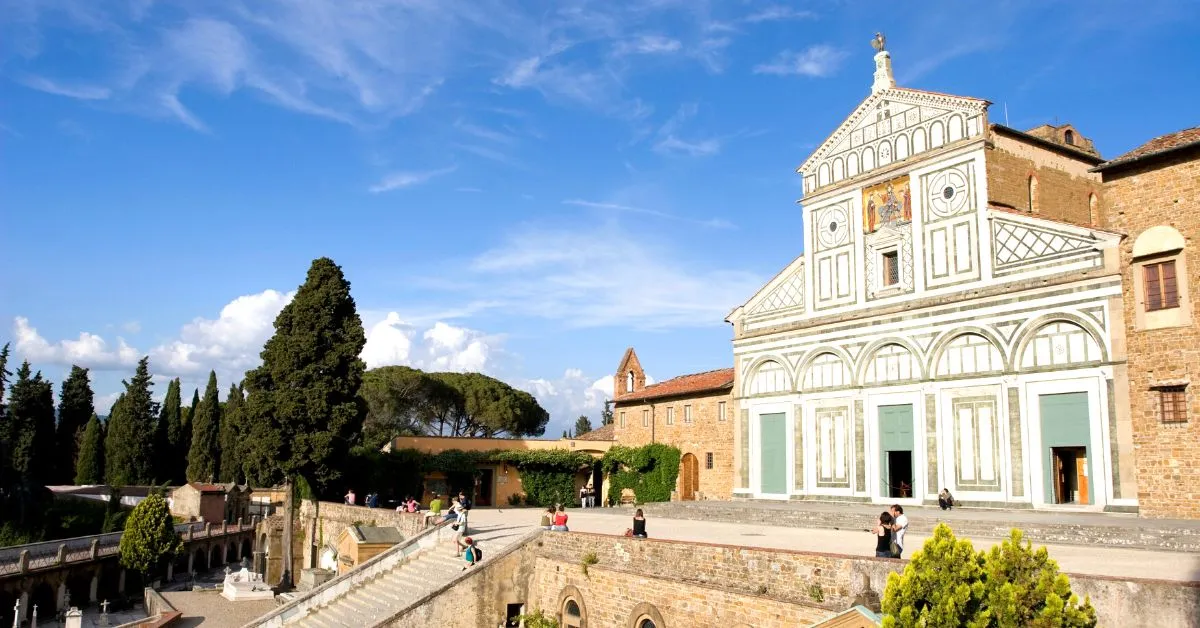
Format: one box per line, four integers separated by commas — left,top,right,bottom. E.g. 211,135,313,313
613,389,735,500
1101,147,1200,519
985,136,1103,228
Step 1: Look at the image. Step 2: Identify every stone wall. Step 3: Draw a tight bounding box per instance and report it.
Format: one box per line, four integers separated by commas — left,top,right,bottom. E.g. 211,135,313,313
986,131,1103,227
1101,147,1200,519
613,389,735,500
299,501,427,567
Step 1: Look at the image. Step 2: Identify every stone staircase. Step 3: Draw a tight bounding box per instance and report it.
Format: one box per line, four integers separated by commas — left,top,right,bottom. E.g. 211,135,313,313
294,539,464,627
248,522,468,628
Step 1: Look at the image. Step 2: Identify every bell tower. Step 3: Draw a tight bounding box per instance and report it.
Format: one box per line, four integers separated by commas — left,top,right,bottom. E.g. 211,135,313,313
614,347,646,396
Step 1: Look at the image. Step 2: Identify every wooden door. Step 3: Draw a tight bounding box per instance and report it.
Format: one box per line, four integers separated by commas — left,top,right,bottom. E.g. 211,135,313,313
1053,451,1066,503
680,453,698,500
1075,449,1089,504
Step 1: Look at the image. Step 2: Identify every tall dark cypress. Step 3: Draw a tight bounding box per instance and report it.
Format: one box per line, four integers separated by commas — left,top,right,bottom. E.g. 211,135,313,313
243,257,367,494
182,388,198,467
56,366,94,483
75,413,105,484
104,358,159,485
156,378,183,483
186,371,221,482
7,362,56,487
219,383,245,483
0,343,12,501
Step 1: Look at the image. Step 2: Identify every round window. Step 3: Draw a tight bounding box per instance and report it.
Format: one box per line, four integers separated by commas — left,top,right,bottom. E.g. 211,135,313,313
943,186,955,200
828,221,838,233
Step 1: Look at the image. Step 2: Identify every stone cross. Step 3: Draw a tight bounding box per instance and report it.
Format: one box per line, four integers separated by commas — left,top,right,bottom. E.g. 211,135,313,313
99,600,110,628
100,600,109,614
29,605,36,628
11,601,20,628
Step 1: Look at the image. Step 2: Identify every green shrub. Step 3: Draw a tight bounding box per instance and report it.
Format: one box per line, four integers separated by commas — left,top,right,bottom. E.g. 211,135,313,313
882,524,1096,628
601,444,681,504
516,609,559,628
507,493,524,507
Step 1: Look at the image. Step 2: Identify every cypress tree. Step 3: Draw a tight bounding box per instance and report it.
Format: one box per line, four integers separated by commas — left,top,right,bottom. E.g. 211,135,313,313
75,413,105,484
243,257,367,495
56,366,94,483
219,383,245,483
186,371,221,483
182,388,198,465
155,379,183,483
7,362,57,487
0,343,12,501
104,358,160,485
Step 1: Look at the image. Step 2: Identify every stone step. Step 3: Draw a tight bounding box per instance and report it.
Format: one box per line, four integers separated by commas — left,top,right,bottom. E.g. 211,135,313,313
636,502,1200,552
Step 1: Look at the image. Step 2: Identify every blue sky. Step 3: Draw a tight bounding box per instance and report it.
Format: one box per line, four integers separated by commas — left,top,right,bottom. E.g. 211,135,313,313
1,0,1196,436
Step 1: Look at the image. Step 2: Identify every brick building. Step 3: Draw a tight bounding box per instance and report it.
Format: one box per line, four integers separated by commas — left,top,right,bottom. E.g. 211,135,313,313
725,43,1137,510
611,348,735,500
1094,127,1200,519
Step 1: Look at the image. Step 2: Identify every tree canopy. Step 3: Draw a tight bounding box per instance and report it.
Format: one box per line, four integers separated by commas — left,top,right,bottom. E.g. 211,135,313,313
882,524,1096,628
243,257,367,495
157,378,185,483
55,366,94,483
105,358,160,485
360,366,549,442
75,413,105,485
119,492,183,580
573,416,593,437
219,383,245,483
187,371,222,482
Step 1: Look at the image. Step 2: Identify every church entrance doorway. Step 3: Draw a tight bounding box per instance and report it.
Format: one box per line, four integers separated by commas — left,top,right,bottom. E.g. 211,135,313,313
476,468,494,507
878,404,915,499
1051,447,1089,504
758,413,787,495
679,453,699,500
1039,392,1093,506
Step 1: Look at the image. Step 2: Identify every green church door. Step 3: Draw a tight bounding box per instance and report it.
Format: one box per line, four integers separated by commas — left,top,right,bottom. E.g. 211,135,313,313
759,413,787,495
878,405,915,498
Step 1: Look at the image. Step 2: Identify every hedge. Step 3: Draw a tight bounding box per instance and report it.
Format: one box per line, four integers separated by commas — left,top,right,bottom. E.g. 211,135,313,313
600,443,682,505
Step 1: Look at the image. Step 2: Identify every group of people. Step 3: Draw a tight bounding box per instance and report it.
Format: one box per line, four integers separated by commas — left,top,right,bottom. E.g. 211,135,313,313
578,484,599,508
871,504,910,559
539,505,571,531
342,488,382,508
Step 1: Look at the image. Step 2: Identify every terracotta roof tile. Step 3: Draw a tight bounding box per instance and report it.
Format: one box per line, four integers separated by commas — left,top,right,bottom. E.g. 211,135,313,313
615,368,734,403
188,482,226,493
574,423,616,441
1096,127,1200,171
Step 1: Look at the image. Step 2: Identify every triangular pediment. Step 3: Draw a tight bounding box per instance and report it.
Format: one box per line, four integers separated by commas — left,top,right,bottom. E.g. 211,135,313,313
798,88,990,195
989,210,1121,270
743,255,805,318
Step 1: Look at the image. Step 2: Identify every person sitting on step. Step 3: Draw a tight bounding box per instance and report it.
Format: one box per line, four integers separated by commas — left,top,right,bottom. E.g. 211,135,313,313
939,488,955,511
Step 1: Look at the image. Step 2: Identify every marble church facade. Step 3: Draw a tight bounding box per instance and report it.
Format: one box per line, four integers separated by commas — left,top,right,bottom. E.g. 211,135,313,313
725,47,1138,511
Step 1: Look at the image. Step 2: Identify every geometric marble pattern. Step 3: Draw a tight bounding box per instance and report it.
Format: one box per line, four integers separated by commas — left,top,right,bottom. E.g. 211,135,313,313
993,220,1093,267
749,269,805,315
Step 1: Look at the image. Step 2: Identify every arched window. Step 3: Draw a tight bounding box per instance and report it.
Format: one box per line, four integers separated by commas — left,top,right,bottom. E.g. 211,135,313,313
1027,175,1039,213
626,371,634,393
1064,129,1075,145
563,598,583,628
1089,193,1099,226
638,620,657,628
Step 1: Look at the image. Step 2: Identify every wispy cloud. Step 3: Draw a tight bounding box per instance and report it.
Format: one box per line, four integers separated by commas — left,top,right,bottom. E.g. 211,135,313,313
456,187,484,193
454,119,516,144
448,223,759,329
368,166,457,193
563,199,733,229
614,34,683,55
743,6,817,23
21,75,112,100
754,45,847,77
454,143,525,169
650,102,723,157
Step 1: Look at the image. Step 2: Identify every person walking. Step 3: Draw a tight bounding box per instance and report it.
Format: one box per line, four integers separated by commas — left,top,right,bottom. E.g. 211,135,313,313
458,537,481,570
873,511,896,558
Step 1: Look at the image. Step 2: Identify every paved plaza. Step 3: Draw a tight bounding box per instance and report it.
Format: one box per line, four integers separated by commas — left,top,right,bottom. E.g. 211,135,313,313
463,506,1200,583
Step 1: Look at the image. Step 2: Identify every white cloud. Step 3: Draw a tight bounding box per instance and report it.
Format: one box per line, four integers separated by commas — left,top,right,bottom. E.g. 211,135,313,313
614,35,682,55
361,313,499,374
13,317,139,369
654,135,721,157
361,313,417,369
742,7,817,23
121,321,142,334
369,166,457,193
562,198,732,229
149,289,296,376
446,222,762,329
20,75,111,100
754,45,847,77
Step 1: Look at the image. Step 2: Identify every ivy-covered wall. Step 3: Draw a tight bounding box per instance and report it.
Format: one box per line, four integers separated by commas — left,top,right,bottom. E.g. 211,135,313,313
601,444,682,505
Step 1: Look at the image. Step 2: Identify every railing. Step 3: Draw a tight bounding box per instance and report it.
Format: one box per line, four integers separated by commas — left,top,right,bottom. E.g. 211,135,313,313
246,520,453,628
0,519,258,577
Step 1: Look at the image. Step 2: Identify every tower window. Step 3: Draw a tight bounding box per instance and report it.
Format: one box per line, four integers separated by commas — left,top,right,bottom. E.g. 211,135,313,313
705,452,714,469
1064,129,1075,145
626,371,634,393
882,250,900,286
1145,261,1180,311
1158,386,1188,424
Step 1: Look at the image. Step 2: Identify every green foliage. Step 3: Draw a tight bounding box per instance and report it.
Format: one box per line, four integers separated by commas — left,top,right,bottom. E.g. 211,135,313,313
75,413,106,484
492,449,592,507
7,362,57,488
601,443,681,504
515,609,559,628
186,371,222,482
219,383,245,483
601,400,614,426
580,551,598,577
882,524,1096,628
359,366,446,449
105,358,161,485
243,257,368,496
157,378,184,483
119,493,183,580
506,493,524,506
573,415,593,437
56,366,94,483
809,584,825,603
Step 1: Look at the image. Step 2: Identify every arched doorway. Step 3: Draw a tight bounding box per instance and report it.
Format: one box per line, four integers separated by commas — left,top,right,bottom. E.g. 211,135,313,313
679,453,699,501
